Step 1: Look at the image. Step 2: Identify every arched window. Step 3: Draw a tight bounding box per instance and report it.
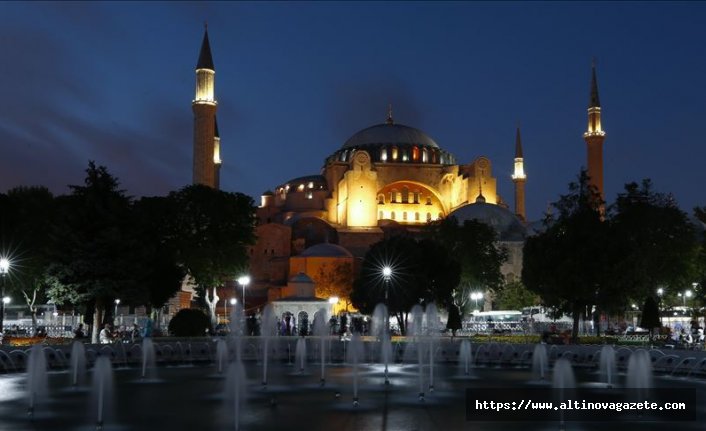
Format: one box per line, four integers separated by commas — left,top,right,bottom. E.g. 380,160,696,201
402,212,407,221
413,190,420,204
422,148,428,163
412,146,419,161
415,212,420,221
402,186,409,203
380,148,387,162
379,210,383,220
391,211,396,220
378,194,385,205
437,212,443,220
426,212,432,222
390,189,398,203
391,146,398,161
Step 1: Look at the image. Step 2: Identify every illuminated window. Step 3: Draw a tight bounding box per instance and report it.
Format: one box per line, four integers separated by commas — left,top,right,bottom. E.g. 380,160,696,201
391,211,396,220
378,194,385,205
308,182,314,189
403,212,408,221
390,190,397,203
305,191,313,199
391,146,398,161
297,184,305,191
402,187,409,203
413,191,419,204
422,148,428,163
415,212,420,221
426,212,432,222
379,210,383,219
437,212,443,220
412,146,419,161
426,197,432,205
380,148,387,162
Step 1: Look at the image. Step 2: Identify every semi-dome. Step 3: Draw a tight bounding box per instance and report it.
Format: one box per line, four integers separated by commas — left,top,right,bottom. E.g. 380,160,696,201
448,202,526,241
300,243,353,258
327,120,457,166
341,123,439,149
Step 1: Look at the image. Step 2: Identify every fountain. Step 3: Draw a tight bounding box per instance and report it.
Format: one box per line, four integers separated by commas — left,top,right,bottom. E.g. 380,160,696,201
260,304,276,386
372,303,391,384
141,338,157,380
426,303,440,393
552,358,575,430
295,337,307,372
230,302,245,362
626,349,653,401
225,359,246,431
459,339,473,376
347,333,364,406
70,341,87,387
92,356,114,430
599,345,616,388
312,308,328,385
216,338,229,374
408,304,426,401
26,344,48,417
532,344,548,381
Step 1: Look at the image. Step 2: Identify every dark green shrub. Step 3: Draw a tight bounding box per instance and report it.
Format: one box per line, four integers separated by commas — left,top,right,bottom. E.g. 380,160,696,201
168,309,210,337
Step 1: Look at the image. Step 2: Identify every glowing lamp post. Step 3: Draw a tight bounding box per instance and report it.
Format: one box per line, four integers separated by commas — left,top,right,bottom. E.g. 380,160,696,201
382,266,392,333
227,297,237,321
0,258,8,331
471,292,483,312
678,290,692,308
657,287,664,325
237,275,251,313
114,299,121,324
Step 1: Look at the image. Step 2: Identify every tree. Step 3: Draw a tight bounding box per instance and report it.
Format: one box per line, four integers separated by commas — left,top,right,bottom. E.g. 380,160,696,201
45,162,138,343
640,296,661,338
168,185,256,326
311,261,354,310
522,170,610,342
495,281,538,311
610,180,698,302
427,217,506,319
350,234,460,334
168,308,210,337
0,186,55,333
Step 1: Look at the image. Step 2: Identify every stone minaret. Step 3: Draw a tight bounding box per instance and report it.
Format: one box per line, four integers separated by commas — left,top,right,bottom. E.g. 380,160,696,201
192,27,218,189
511,126,526,222
583,60,606,204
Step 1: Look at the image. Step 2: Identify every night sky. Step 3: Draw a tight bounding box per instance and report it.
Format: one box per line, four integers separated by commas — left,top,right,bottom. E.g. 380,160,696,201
2,2,705,222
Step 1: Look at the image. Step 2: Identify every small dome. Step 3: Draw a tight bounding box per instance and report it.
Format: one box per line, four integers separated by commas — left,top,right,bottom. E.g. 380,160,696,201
342,123,439,149
289,272,314,284
300,243,353,258
262,190,274,196
448,202,526,241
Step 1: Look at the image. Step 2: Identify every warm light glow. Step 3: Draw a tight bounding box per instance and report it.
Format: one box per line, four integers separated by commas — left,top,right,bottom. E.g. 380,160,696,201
382,266,392,278
229,298,237,305
470,292,483,301
511,158,526,180
2,297,10,305
213,138,221,164
328,296,339,304
193,69,216,104
238,275,251,286
114,299,121,305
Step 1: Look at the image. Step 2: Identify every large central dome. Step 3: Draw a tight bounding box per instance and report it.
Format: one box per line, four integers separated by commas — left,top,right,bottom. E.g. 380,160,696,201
341,123,440,149
326,119,456,165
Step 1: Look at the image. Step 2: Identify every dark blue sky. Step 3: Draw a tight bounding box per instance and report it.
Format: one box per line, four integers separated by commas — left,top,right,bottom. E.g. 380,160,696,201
1,2,705,221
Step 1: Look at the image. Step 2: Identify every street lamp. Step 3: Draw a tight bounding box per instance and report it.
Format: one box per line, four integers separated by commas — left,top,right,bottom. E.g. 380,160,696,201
657,288,664,325
678,290,692,308
114,299,120,323
227,298,237,321
0,258,10,332
237,275,250,313
471,292,483,311
382,266,392,333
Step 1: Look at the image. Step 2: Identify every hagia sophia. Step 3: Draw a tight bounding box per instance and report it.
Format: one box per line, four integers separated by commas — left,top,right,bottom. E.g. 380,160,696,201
189,29,606,316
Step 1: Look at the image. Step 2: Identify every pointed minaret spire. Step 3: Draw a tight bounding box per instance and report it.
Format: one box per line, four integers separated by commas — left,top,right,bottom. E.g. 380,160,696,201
193,26,218,189
386,103,394,125
197,26,215,71
583,58,606,209
589,57,600,108
512,125,527,222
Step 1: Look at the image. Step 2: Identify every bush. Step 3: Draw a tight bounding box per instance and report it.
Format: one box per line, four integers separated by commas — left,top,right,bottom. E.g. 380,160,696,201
168,309,211,337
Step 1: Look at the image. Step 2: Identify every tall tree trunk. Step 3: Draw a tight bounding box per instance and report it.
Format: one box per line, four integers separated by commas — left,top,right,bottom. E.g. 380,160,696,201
204,287,219,330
